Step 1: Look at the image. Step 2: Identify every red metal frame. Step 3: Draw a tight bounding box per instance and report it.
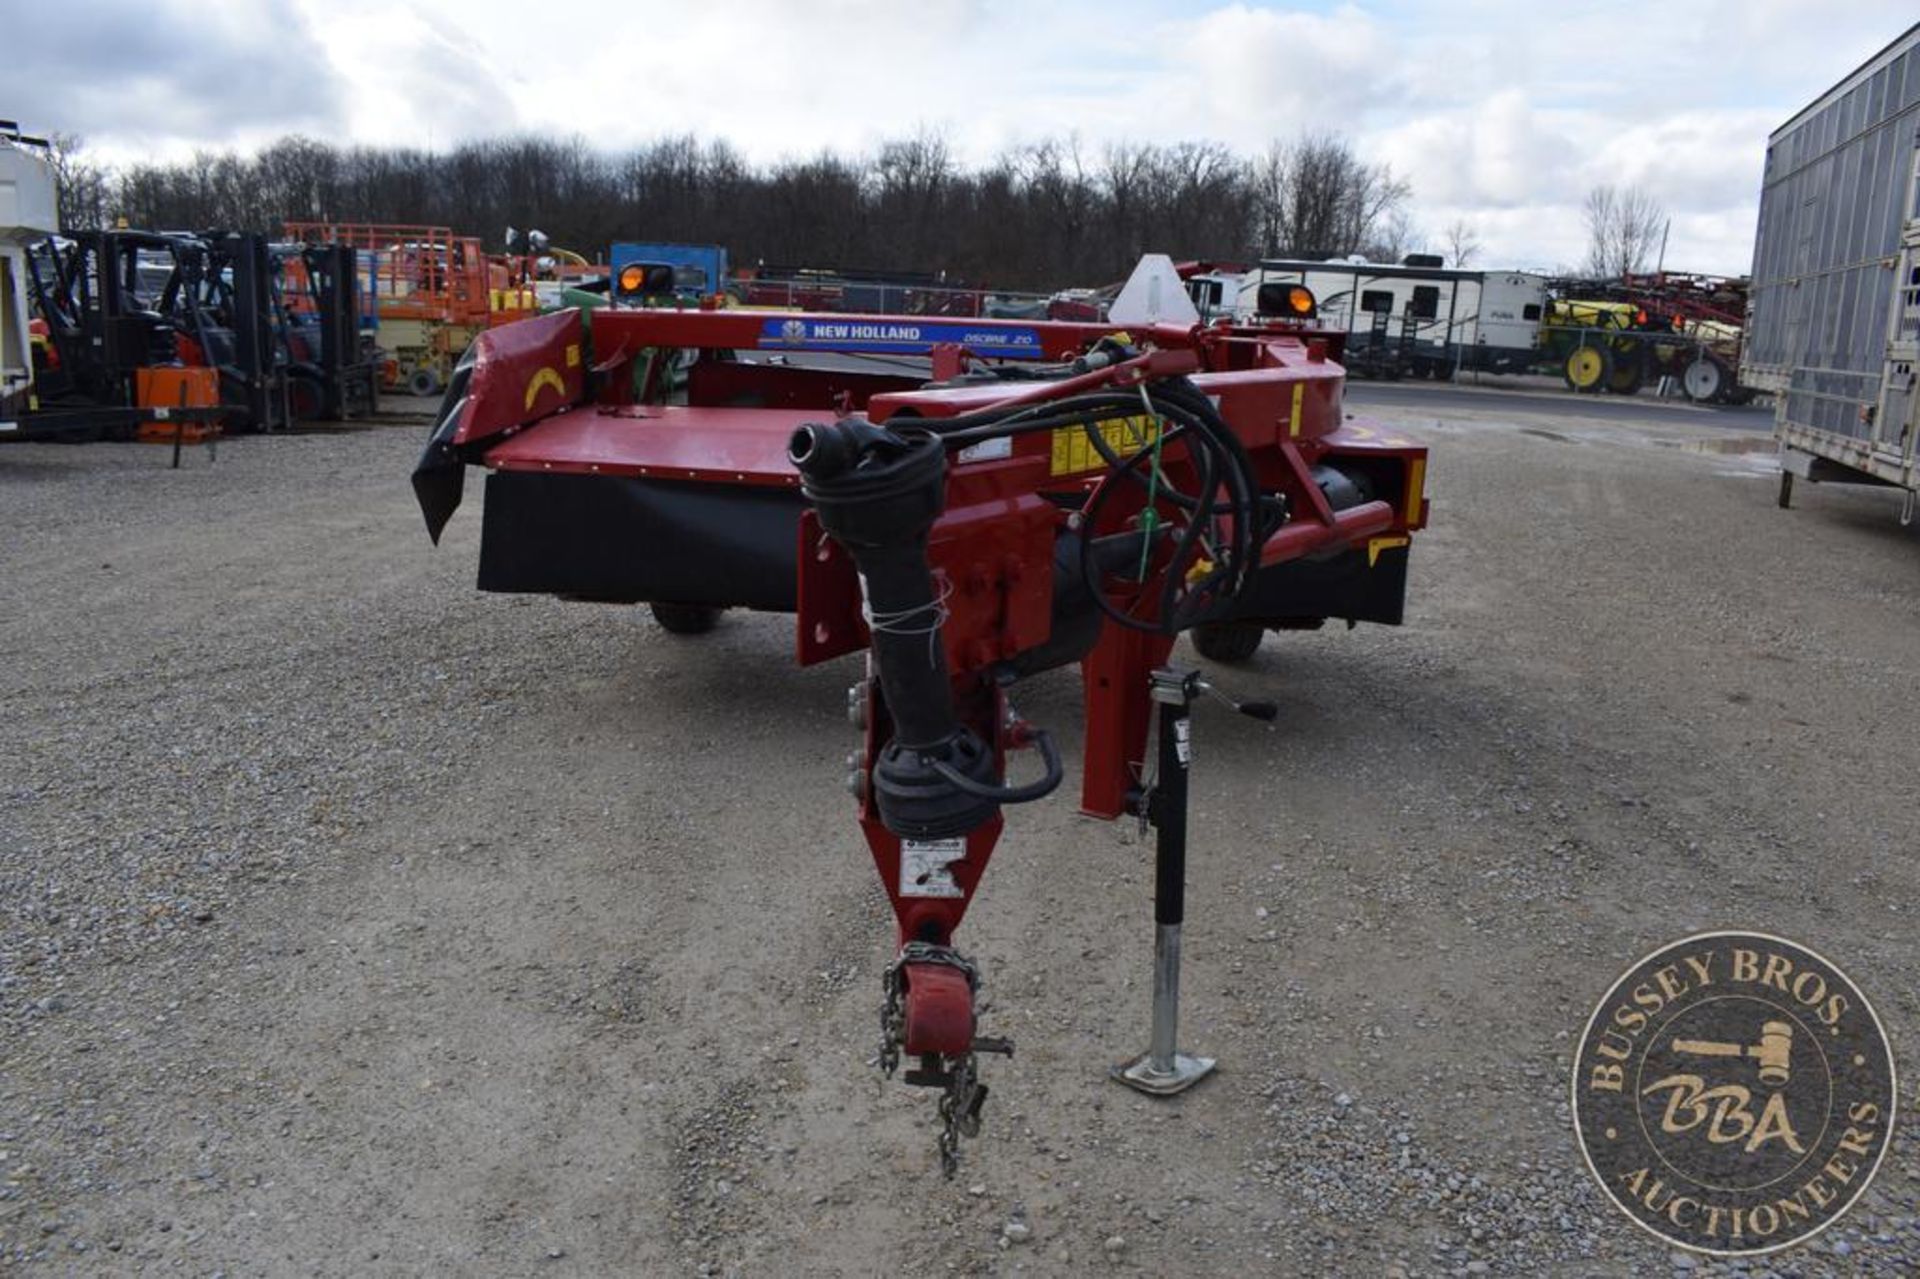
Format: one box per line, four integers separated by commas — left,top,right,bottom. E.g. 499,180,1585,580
432,302,1429,1073
455,308,1427,822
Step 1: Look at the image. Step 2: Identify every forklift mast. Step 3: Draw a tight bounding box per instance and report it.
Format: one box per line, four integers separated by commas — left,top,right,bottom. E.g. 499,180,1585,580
199,232,291,432
290,242,379,420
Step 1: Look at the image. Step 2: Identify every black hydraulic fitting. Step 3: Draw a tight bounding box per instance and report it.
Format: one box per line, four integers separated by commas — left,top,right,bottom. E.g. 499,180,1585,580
789,417,1002,839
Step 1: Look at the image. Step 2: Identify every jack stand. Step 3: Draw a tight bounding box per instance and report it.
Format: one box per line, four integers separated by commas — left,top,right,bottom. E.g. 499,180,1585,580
1113,666,1217,1096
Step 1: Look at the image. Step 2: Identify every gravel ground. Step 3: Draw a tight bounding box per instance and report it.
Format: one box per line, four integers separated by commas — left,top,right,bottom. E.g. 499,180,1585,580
1,395,1916,1276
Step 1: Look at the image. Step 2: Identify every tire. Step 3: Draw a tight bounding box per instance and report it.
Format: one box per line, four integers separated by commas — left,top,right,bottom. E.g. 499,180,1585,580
1190,621,1264,663
1682,357,1726,403
650,602,723,635
1606,354,1646,396
1563,345,1612,394
406,367,443,398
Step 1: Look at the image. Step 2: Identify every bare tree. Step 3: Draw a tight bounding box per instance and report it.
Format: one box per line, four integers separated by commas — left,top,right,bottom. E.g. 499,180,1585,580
873,127,955,264
1442,217,1481,267
1281,134,1349,255
1582,186,1617,275
1582,184,1665,278
1244,143,1278,255
100,127,1419,291
257,136,338,223
1362,207,1422,263
1340,161,1411,259
46,133,112,231
1099,142,1154,260
1267,134,1410,259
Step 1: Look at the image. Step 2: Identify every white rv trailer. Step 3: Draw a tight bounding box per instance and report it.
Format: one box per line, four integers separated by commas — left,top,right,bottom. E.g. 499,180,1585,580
1183,269,1245,323
0,123,58,424
1742,22,1920,516
1232,256,1548,378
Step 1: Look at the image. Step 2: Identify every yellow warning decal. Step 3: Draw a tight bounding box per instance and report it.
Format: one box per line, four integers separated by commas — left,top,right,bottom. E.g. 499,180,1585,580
565,342,581,368
1050,414,1160,476
1367,535,1410,567
1405,456,1426,525
1288,382,1305,437
524,366,566,411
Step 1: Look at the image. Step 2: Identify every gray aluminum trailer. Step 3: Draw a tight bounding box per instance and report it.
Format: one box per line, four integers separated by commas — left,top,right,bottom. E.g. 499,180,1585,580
1743,23,1920,518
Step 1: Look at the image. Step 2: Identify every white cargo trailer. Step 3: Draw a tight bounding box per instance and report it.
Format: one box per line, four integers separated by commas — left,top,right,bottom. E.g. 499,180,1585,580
0,123,59,425
1233,257,1548,379
1182,268,1244,323
1743,23,1920,516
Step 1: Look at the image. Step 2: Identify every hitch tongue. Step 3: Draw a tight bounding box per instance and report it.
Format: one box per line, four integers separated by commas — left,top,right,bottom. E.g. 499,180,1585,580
903,959,974,1058
878,943,1012,1176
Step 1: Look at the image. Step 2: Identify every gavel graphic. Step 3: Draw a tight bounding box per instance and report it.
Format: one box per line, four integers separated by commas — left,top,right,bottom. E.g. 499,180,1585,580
1672,1021,1794,1087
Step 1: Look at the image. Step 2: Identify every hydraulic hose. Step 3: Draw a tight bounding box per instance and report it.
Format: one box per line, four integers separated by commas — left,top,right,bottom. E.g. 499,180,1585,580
790,418,958,749
944,376,1268,634
792,416,1044,838
931,728,1063,803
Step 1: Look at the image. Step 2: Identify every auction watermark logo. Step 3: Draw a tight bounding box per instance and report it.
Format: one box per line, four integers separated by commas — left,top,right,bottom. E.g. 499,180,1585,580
1572,931,1896,1256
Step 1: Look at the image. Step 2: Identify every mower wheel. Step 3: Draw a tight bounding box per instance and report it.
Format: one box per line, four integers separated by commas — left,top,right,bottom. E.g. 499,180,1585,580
650,602,723,635
406,367,443,398
1190,621,1264,664
1563,345,1612,394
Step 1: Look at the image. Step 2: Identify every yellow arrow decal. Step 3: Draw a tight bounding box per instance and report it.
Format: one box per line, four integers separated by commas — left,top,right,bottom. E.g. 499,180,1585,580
523,366,566,411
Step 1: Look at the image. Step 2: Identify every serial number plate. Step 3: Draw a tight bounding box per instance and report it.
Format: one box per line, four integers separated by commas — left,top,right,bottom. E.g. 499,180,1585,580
900,837,966,898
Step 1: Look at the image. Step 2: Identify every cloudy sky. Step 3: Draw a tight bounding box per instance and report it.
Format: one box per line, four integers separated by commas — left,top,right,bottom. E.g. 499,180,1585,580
10,1,1915,274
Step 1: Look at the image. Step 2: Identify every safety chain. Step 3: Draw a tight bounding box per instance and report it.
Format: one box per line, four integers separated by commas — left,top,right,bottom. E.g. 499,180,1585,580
936,1052,985,1177
877,969,904,1078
